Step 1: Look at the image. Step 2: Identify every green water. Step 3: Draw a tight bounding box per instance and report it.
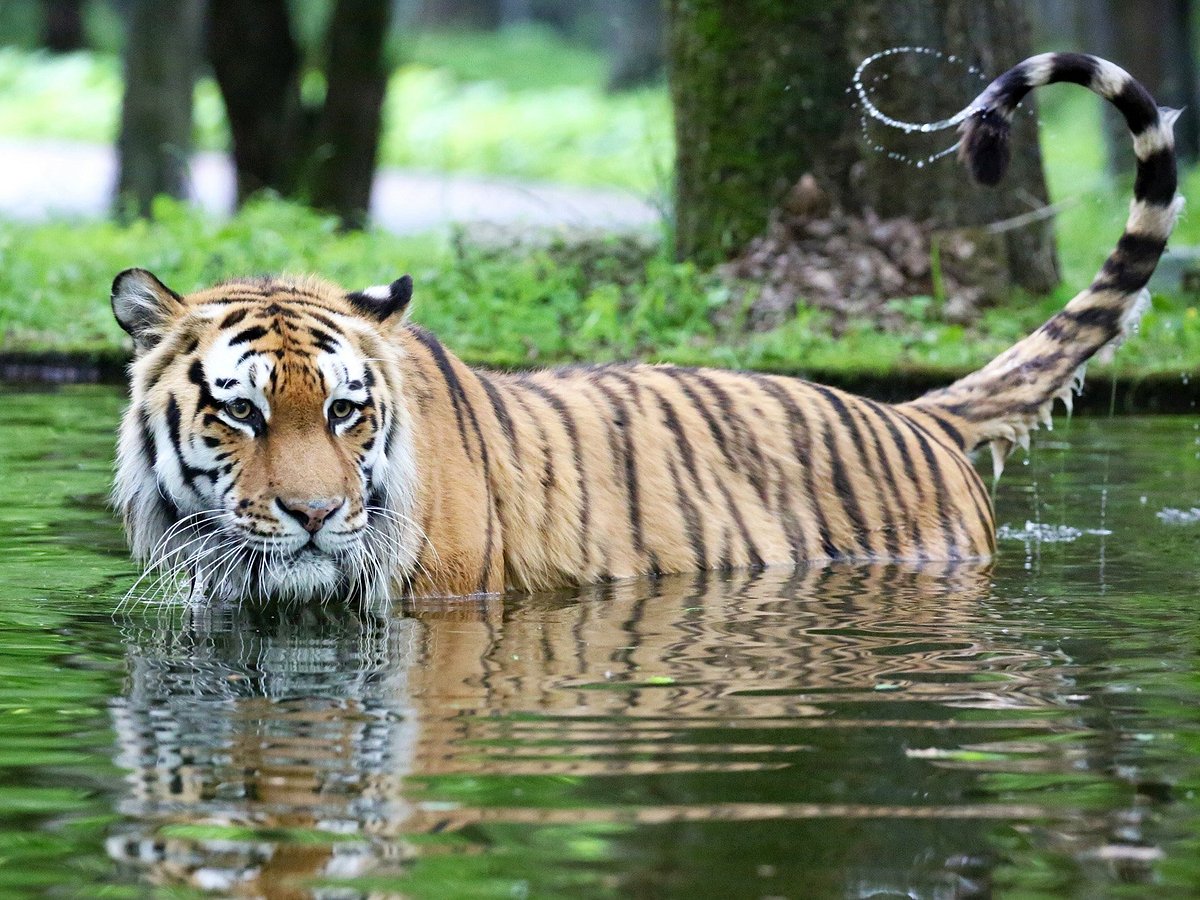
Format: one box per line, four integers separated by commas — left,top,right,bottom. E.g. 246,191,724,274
0,384,1197,899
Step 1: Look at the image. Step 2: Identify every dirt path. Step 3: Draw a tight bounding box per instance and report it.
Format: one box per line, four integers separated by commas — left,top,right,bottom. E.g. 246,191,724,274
0,138,662,234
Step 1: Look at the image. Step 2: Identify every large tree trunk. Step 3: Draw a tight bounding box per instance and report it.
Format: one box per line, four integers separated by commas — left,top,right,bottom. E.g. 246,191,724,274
669,0,853,267
1087,0,1199,169
40,0,85,52
115,0,207,217
668,0,1060,293
308,0,392,227
206,0,306,202
845,0,1059,292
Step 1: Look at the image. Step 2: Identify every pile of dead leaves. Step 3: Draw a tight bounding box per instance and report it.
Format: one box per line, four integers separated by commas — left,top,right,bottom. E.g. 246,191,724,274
721,175,1008,334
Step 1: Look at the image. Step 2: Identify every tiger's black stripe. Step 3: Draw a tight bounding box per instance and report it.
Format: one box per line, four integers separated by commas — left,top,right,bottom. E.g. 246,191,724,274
689,371,770,504
588,377,647,560
645,383,710,504
714,477,763,569
658,367,742,474
646,384,713,567
751,377,840,560
506,387,556,540
409,327,497,590
165,394,213,494
891,413,962,558
229,325,269,346
856,396,926,557
477,372,522,469
769,457,807,559
667,455,708,569
810,386,874,558
846,401,907,559
647,376,767,566
510,378,594,571
409,327,474,464
813,386,901,557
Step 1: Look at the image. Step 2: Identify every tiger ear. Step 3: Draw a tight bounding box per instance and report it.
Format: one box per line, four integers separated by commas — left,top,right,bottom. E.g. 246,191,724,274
347,275,413,325
111,268,184,351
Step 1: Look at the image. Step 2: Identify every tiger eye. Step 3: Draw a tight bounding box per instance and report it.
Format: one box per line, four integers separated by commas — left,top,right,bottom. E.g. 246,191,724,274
329,399,355,421
226,399,254,421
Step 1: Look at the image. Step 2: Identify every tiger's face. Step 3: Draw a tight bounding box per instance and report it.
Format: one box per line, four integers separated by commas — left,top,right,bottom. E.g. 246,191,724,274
112,270,422,605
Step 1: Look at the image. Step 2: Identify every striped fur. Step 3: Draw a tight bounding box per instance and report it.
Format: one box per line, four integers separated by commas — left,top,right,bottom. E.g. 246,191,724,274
916,52,1183,476
112,53,1179,604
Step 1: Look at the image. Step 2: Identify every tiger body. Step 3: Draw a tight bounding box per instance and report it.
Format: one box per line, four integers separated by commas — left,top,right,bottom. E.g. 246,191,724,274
112,52,1180,604
326,342,996,594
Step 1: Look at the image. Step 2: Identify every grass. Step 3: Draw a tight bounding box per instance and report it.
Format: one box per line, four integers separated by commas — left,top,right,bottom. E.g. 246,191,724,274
0,31,1196,382
0,195,1196,383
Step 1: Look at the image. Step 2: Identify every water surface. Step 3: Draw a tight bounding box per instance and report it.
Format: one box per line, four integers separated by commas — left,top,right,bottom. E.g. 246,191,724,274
0,385,1197,898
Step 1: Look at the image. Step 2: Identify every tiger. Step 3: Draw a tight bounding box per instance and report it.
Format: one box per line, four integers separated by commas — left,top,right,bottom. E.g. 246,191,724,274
112,52,1181,605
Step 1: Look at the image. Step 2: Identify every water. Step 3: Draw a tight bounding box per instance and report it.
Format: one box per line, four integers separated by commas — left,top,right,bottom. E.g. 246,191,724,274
1,384,1198,898
851,46,989,171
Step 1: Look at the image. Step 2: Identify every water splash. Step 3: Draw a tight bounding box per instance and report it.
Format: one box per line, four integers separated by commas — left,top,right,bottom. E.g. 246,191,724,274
851,46,990,169
997,521,1114,544
1156,507,1200,525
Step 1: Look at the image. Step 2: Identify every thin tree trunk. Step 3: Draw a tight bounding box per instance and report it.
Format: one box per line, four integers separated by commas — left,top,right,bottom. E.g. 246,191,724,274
607,0,665,92
206,0,306,202
206,0,392,226
500,0,533,26
115,0,207,217
40,0,85,52
308,0,392,227
419,0,501,29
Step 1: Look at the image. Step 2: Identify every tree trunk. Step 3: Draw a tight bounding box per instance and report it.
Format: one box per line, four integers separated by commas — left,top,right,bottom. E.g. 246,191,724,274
308,0,392,227
607,0,665,92
845,0,1060,293
206,0,392,225
40,0,85,52
1028,0,1083,48
1088,0,1199,170
500,0,533,26
206,0,306,202
115,0,207,217
669,0,1059,292
419,0,501,29
669,0,853,266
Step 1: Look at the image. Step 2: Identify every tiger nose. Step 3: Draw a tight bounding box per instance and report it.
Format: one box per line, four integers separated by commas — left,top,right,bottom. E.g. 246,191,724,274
276,497,344,534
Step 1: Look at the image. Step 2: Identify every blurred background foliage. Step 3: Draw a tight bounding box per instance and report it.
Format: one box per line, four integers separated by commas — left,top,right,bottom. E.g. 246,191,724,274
0,0,1195,391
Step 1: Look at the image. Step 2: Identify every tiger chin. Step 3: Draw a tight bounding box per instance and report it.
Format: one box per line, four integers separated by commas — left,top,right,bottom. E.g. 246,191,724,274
113,52,1181,608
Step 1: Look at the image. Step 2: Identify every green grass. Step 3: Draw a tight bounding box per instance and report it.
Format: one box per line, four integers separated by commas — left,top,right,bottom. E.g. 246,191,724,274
0,196,1196,381
0,33,1196,380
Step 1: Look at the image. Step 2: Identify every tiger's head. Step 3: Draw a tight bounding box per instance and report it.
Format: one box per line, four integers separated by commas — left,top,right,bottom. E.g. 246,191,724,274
112,269,423,606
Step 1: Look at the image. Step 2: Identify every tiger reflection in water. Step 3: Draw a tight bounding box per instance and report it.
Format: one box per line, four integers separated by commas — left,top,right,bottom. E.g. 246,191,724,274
105,562,1153,897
